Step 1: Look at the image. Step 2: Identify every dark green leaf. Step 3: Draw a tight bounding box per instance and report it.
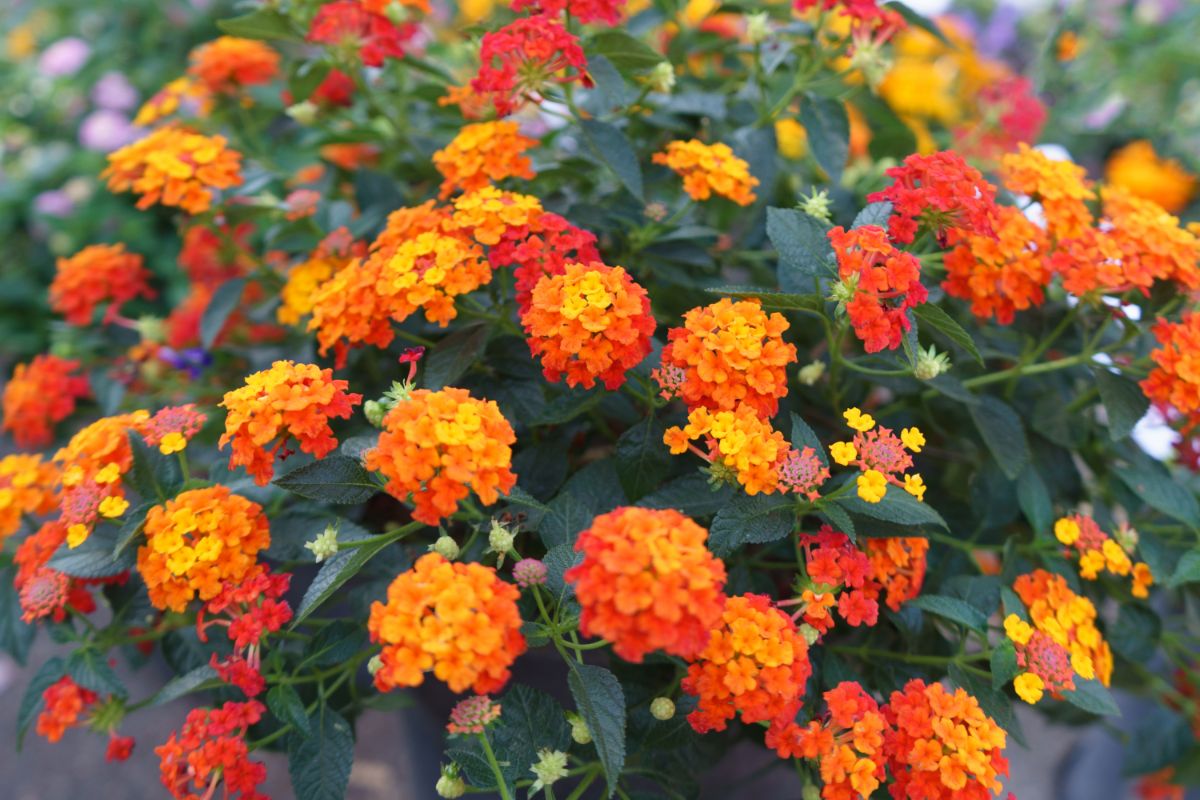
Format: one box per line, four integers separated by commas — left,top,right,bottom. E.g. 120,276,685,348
288,707,354,800
913,304,983,365
766,207,834,292
275,456,379,504
0,568,35,665
970,396,1030,480
638,473,734,517
217,9,303,41
293,525,416,626
17,657,65,749
1094,368,1149,440
708,494,795,556
1063,679,1121,717
1110,603,1161,662
1123,709,1195,776
852,202,892,229
423,323,489,390
67,649,126,699
307,620,369,667
615,419,671,501
580,119,644,199
926,374,978,404
153,664,219,707
268,684,311,737
587,55,634,109
707,286,824,313
587,30,664,74
567,664,626,797
544,543,583,596
990,640,1019,691
493,684,572,779
1016,466,1052,535
799,94,849,182
49,527,137,579
127,431,183,500
289,62,331,103
908,595,988,632
200,277,245,349
835,491,947,531
1114,464,1200,528
534,387,605,426
1169,551,1200,588
817,502,856,541
789,412,828,468
888,2,953,46
113,502,154,557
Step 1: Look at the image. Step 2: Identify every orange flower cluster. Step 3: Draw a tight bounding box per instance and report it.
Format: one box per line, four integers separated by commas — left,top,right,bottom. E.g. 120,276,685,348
278,229,365,325
365,388,517,525
943,205,1052,324
137,486,271,612
2,355,89,449
0,453,59,542
682,594,812,741
653,140,758,206
664,406,792,495
383,230,493,326
187,36,280,94
1013,569,1113,687
863,536,928,611
50,243,155,325
54,409,149,483
36,676,97,744
829,408,926,504
772,682,887,798
156,701,267,800
103,126,243,214
829,225,928,353
521,262,655,390
1105,139,1196,214
451,187,543,246
1142,313,1200,430
657,298,796,418
1054,515,1153,598
565,507,727,662
219,360,362,485
998,144,1094,241
432,120,537,198
367,553,526,694
883,679,1009,800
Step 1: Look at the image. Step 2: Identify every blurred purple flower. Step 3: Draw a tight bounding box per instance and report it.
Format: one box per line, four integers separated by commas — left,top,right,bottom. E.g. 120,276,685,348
79,109,138,152
33,190,74,217
159,347,212,379
1084,96,1127,130
91,72,138,111
1136,0,1182,24
978,4,1021,58
38,37,90,77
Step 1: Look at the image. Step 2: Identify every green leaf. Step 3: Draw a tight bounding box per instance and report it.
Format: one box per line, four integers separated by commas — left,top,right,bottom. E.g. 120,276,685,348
127,431,183,501
1123,709,1195,776
852,202,892,230
926,374,978,404
1114,464,1200,528
1110,603,1161,662
268,684,311,737
709,494,795,556
292,524,417,626
587,30,664,74
534,387,606,426
908,595,988,632
275,456,379,504
492,685,572,780
789,412,828,468
799,94,849,182
638,473,734,517
1094,368,1149,440
152,664,219,707
1016,466,1052,535
67,649,127,699
217,9,303,41
587,55,634,110
1063,679,1122,717
0,568,35,665
969,396,1030,480
614,418,671,501
580,119,644,199
706,286,824,313
817,502,856,541
200,277,245,349
990,640,1019,691
888,2,953,46
948,664,1025,747
49,527,137,579
766,207,834,292
288,707,355,800
423,323,489,390
544,543,583,596
289,62,331,103
17,657,65,749
567,664,626,797
113,502,154,557
1169,550,1200,588
913,304,983,365
835,491,948,531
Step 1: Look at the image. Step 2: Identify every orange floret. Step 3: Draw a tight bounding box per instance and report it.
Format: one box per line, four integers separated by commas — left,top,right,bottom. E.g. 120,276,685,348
135,76,212,127
50,243,155,326
1142,312,1200,430
521,261,655,390
0,454,59,543
368,552,526,694
433,120,537,199
103,126,243,215
36,676,98,744
682,594,812,740
187,37,280,94
943,205,1052,324
365,387,517,525
55,409,151,481
307,255,397,364
656,298,796,418
381,229,493,327
278,229,366,325
2,355,90,449
863,536,928,611
883,679,1009,800
663,406,793,495
137,486,271,612
1013,569,1113,687
369,201,454,261
450,187,544,246
652,139,758,206
219,361,362,486
564,507,727,662
998,144,1094,241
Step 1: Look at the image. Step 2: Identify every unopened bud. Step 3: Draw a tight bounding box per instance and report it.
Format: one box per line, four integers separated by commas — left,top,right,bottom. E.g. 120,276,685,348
746,12,771,44
803,784,822,800
798,623,820,646
436,766,466,799
797,360,825,386
135,316,165,344
305,524,340,563
799,188,832,222
367,654,384,676
431,534,460,560
286,101,319,125
364,400,386,427
848,37,892,92
829,272,859,308
914,345,952,381
650,697,675,720
488,519,516,555
567,712,592,744
648,61,676,94
644,201,669,222
1113,523,1139,552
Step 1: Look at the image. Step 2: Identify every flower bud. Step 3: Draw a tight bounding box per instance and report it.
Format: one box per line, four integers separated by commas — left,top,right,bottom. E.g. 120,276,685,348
304,524,340,563
286,101,319,125
367,654,384,676
803,784,822,800
644,201,669,222
567,712,592,744
512,558,547,588
914,345,952,381
798,623,820,646
436,766,466,799
648,61,676,94
847,37,892,92
799,189,832,222
1113,523,1139,552
797,360,825,386
649,697,675,721
530,749,569,794
746,12,771,44
829,272,859,308
364,400,386,428
431,534,460,560
135,316,165,344
488,519,516,555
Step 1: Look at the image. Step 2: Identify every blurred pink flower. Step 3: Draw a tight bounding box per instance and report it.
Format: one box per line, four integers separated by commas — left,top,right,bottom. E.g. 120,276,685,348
38,37,90,77
79,109,137,152
33,190,74,217
91,72,138,111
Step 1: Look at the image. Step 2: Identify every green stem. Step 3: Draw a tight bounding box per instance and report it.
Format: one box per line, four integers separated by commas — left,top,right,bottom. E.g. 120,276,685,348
478,732,514,800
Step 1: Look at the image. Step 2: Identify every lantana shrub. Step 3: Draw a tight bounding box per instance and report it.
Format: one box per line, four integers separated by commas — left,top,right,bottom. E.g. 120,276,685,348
4,1,1200,798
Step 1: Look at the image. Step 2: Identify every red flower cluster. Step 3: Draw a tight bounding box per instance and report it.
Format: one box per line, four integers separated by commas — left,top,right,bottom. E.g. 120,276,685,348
199,570,293,697
156,701,268,800
955,76,1046,165
510,0,626,25
50,244,155,326
472,16,588,116
307,0,415,67
36,676,98,743
2,355,89,449
789,526,878,636
489,211,601,314
829,225,928,353
867,150,998,245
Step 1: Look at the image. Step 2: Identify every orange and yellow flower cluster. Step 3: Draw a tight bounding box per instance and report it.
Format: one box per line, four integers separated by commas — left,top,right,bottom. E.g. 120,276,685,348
432,120,537,198
1011,569,1113,692
0,453,59,543
367,553,526,694
2,355,89,449
829,407,926,503
50,244,155,326
1054,515,1153,598
1143,313,1200,431
277,229,366,326
664,406,794,495
653,139,758,206
187,36,279,94
103,126,243,215
565,507,727,662
365,387,516,525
